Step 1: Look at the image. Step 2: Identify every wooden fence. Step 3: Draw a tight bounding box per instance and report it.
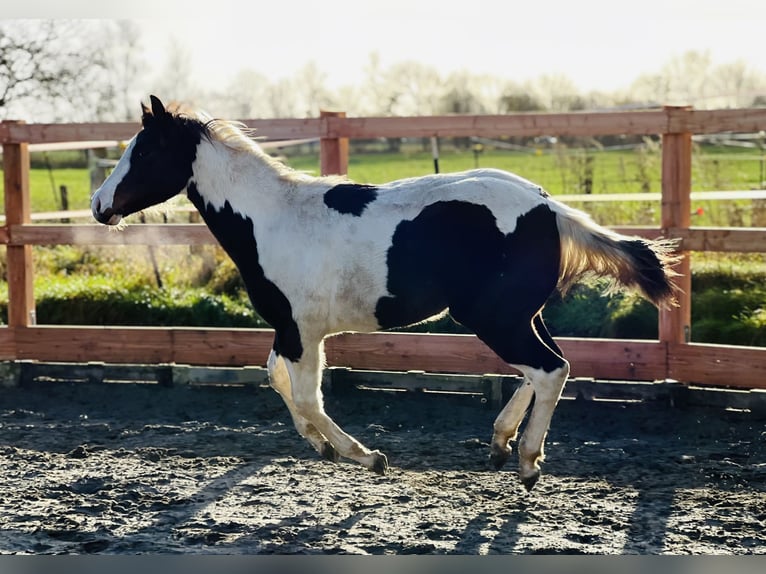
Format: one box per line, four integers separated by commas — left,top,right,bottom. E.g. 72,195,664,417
1,107,766,390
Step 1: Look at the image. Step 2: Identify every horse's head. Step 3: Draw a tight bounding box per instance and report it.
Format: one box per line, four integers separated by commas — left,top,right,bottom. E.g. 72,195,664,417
91,95,204,225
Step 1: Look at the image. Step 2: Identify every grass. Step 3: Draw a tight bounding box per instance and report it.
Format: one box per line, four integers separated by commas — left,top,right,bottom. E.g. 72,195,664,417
25,168,94,213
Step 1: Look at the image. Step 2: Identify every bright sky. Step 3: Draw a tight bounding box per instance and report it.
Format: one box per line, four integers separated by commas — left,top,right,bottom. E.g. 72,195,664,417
10,0,766,93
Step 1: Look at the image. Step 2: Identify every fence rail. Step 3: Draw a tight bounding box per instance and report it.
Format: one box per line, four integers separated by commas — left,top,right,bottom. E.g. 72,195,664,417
2,107,766,390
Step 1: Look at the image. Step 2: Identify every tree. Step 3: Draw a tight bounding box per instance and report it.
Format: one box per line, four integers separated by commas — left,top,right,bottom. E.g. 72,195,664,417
712,60,766,108
266,78,300,118
358,52,398,115
212,69,272,118
294,61,336,117
91,21,147,121
500,90,545,112
629,50,716,107
366,59,443,116
0,20,96,120
534,74,582,111
439,72,486,115
151,38,198,107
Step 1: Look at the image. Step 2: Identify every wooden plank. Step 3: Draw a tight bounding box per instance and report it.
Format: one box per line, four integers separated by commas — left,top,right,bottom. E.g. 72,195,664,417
7,326,667,382
325,332,667,380
557,338,668,381
610,226,665,240
0,328,16,360
11,326,276,366
7,326,766,391
671,108,766,135
14,326,174,364
602,226,766,253
331,111,668,139
171,328,273,366
325,332,518,375
5,109,765,146
9,223,215,246
671,227,766,253
2,122,140,144
668,342,766,390
240,118,322,141
1,119,322,145
10,327,667,381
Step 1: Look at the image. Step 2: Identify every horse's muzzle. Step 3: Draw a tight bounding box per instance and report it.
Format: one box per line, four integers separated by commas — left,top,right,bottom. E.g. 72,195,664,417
92,198,122,226
93,207,122,226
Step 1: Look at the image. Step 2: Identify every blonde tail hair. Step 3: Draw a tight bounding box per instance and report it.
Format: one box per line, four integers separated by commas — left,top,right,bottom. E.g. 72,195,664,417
554,206,680,308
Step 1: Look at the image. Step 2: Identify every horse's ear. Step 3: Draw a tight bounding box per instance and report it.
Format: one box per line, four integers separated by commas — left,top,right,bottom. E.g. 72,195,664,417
141,99,156,127
141,95,170,127
150,95,167,118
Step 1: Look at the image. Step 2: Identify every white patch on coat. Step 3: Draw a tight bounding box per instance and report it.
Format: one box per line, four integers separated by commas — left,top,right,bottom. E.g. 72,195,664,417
91,137,136,221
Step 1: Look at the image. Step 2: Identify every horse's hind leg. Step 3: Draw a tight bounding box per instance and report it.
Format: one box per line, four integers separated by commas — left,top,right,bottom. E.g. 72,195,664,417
490,314,566,467
514,360,569,490
267,350,339,462
512,314,569,487
467,311,568,491
489,376,535,470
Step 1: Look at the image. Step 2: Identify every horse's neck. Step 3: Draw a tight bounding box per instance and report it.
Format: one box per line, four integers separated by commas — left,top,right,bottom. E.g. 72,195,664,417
190,139,292,216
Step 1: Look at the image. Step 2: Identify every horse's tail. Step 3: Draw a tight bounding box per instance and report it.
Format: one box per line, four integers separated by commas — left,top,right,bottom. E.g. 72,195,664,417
553,204,680,308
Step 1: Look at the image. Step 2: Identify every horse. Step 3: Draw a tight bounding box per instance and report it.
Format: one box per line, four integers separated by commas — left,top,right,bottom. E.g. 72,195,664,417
92,96,679,491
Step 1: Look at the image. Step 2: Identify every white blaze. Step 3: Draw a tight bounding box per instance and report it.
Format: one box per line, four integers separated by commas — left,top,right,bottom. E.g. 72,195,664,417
91,137,136,222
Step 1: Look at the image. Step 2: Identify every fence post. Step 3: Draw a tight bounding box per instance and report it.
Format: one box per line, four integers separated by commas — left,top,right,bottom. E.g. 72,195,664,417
659,106,692,348
2,121,36,328
319,110,348,176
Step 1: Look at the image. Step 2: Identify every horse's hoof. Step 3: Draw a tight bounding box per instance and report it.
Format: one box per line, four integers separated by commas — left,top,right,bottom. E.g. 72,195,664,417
320,441,340,463
519,469,541,492
489,444,511,470
369,450,389,475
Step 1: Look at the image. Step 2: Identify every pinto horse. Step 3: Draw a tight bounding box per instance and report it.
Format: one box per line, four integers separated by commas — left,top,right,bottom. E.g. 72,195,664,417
92,96,678,490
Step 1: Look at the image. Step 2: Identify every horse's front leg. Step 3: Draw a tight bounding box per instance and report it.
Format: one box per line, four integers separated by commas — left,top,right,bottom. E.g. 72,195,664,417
285,340,389,474
267,350,339,462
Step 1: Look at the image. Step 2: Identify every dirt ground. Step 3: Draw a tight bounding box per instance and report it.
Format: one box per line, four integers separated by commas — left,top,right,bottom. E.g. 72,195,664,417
0,379,764,555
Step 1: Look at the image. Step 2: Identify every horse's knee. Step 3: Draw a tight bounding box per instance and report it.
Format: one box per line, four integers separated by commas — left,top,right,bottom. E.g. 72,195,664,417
291,391,323,422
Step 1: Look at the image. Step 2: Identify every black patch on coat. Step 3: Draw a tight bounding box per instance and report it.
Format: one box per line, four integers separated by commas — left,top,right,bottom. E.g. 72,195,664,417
109,114,205,220
323,183,379,216
187,182,303,362
375,201,565,371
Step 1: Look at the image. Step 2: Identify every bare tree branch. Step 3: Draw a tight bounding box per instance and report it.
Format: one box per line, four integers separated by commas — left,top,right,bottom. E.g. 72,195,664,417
0,20,108,120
